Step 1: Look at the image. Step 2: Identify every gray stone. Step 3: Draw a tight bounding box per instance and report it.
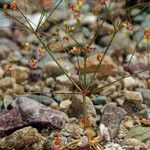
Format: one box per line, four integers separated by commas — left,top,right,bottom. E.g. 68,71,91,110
124,126,150,144
100,104,126,139
0,126,45,150
26,95,55,106
3,95,13,109
92,96,107,105
125,90,143,103
0,97,65,137
68,95,96,118
60,100,72,113
136,88,150,106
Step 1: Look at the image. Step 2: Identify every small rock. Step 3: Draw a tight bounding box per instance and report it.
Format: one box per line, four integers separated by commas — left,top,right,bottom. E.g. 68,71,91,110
56,74,72,85
139,108,150,119
0,38,20,52
104,142,123,150
77,136,89,148
13,84,24,94
100,104,127,139
45,77,55,87
0,126,45,150
60,100,72,113
26,95,55,106
101,85,116,96
0,89,3,97
136,88,150,106
68,95,96,118
78,53,117,78
92,95,107,105
43,61,64,77
99,123,111,141
124,126,150,144
0,45,10,60
12,65,29,83
123,77,137,89
3,95,13,109
0,77,16,90
125,90,143,103
124,61,149,78
0,97,65,137
124,121,133,129
0,67,4,79
123,138,148,150
8,51,22,62
50,102,59,110
94,105,103,114
116,98,125,106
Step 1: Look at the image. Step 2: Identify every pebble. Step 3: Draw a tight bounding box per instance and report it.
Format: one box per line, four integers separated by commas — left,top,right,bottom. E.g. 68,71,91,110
0,127,45,150
3,95,13,109
0,45,10,60
59,100,72,113
94,105,103,114
125,90,143,103
123,138,147,150
50,102,59,110
45,77,55,87
13,84,24,94
101,85,116,96
124,126,150,144
100,103,127,139
0,97,65,137
43,61,64,77
26,95,55,106
0,77,16,90
139,108,150,119
124,121,133,129
68,95,96,118
136,88,150,106
92,95,107,105
78,54,117,78
56,74,72,85
124,61,149,79
0,67,4,79
123,77,137,89
12,66,29,83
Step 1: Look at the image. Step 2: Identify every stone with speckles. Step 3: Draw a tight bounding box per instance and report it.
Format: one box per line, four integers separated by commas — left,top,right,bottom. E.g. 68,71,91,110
100,103,127,139
0,97,65,137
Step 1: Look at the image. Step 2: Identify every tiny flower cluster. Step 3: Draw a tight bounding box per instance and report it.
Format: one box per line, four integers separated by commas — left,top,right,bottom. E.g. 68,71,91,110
123,22,134,32
63,21,75,32
144,29,150,44
98,0,108,5
28,48,46,68
6,64,14,73
3,0,17,10
68,0,84,20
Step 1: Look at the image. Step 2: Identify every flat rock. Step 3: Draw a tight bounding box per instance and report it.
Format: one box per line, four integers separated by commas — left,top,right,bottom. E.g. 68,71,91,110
123,77,138,90
0,97,65,137
43,61,64,77
124,61,149,79
0,77,16,90
26,95,55,106
125,90,143,103
0,126,45,150
78,53,117,78
124,126,150,144
100,104,126,139
12,65,29,83
136,88,150,106
60,99,72,113
68,95,96,118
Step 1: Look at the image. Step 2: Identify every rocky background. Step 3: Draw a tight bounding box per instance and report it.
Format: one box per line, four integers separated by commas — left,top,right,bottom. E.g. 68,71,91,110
0,0,150,150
